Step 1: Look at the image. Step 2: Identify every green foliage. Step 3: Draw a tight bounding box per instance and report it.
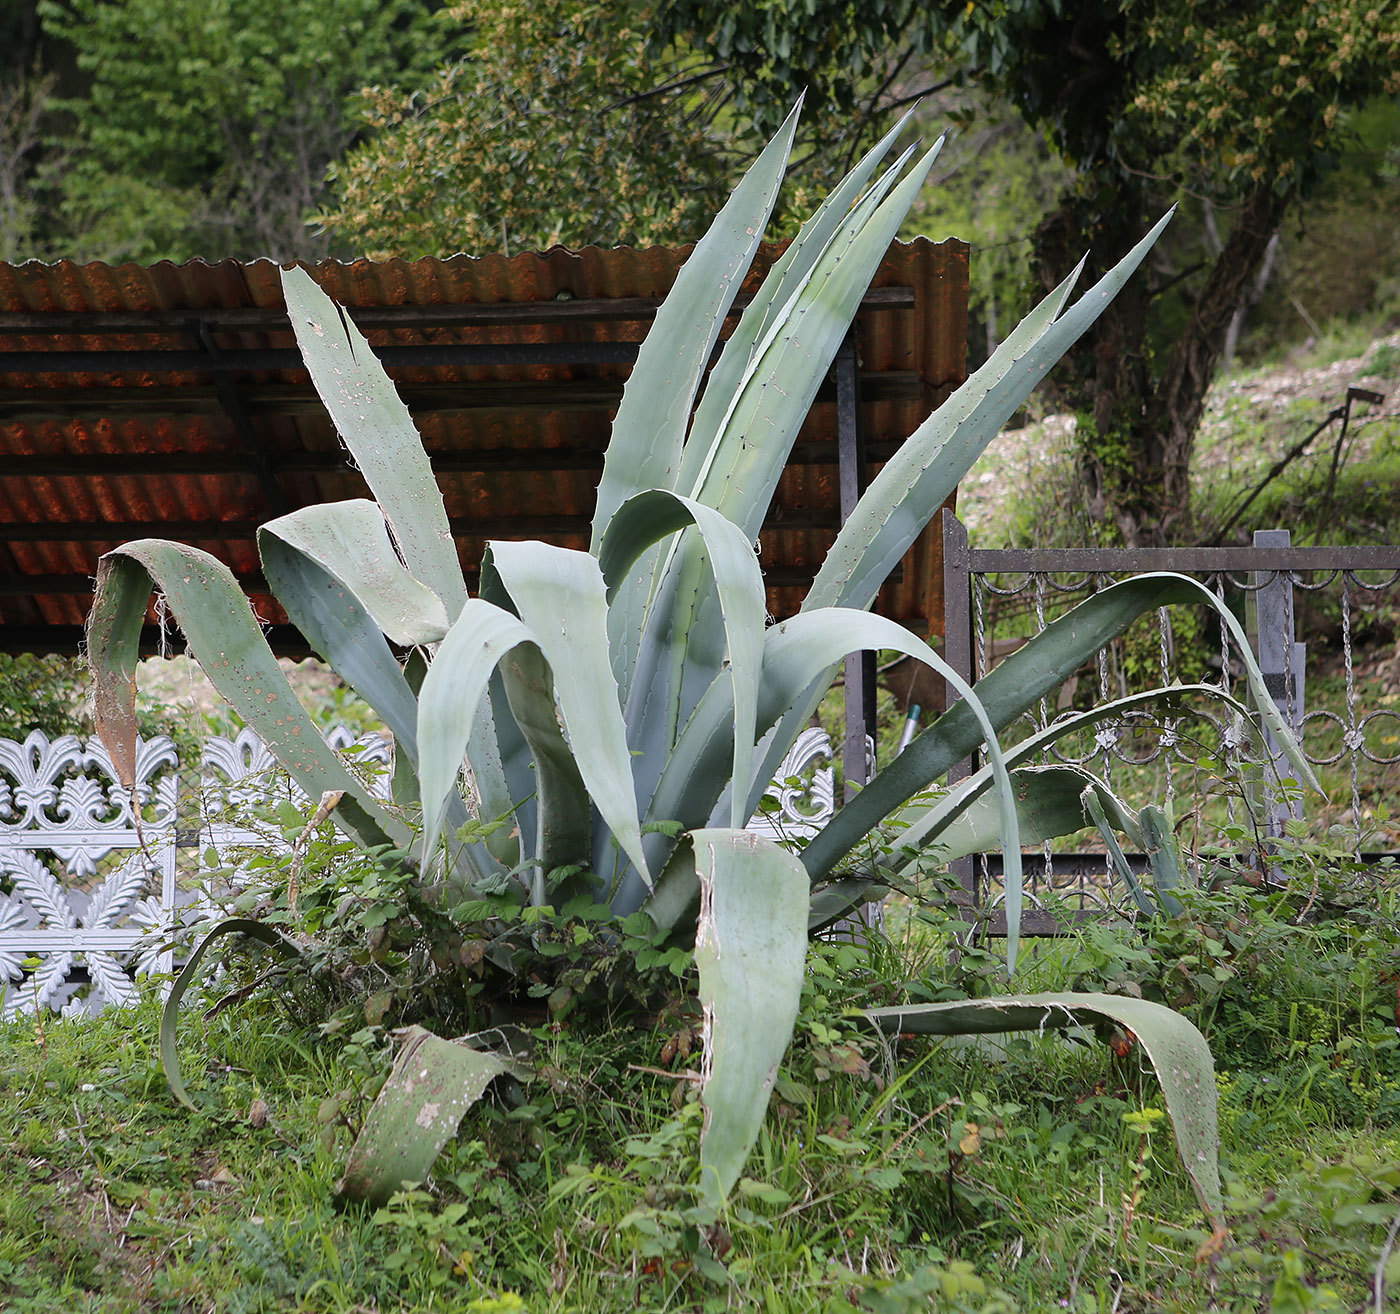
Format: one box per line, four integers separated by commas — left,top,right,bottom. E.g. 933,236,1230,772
321,0,741,257
34,0,438,262
0,653,89,738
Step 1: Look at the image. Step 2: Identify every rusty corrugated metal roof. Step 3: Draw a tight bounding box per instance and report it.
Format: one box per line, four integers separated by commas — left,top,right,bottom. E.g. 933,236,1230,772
0,241,968,653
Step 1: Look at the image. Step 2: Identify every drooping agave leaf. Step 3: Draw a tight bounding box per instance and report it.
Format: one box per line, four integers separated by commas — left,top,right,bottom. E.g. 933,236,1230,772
281,267,466,620
807,210,1176,613
885,682,1252,858
692,829,808,1207
801,573,1320,886
484,540,651,887
87,543,407,853
160,918,302,1110
902,765,1140,866
598,490,765,829
636,608,1024,955
260,501,449,646
590,100,802,549
339,1027,527,1208
862,993,1223,1221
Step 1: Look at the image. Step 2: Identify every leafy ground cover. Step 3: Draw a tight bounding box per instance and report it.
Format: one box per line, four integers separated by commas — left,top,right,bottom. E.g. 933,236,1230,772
3,856,1398,1313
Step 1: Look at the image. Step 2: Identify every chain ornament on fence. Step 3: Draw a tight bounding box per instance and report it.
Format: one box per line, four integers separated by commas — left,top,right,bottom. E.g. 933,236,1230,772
0,722,836,1016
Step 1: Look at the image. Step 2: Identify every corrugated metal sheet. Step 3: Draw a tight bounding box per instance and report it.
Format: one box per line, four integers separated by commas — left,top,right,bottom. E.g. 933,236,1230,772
0,241,968,652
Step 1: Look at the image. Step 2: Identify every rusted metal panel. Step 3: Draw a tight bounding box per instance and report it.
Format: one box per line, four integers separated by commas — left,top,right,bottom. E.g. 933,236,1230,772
0,241,968,651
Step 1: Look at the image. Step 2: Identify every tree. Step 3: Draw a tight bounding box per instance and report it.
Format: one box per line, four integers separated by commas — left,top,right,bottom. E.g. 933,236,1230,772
34,0,440,262
659,0,1400,544
321,0,764,257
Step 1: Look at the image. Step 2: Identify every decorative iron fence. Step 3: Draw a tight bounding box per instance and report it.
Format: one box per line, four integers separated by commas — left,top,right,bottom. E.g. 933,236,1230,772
939,510,1400,933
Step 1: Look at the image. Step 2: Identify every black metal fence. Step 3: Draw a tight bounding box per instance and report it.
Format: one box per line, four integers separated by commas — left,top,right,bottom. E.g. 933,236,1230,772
938,510,1400,932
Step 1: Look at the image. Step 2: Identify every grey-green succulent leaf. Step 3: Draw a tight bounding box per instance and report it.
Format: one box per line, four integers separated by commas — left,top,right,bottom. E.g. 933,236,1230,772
680,108,920,485
487,540,651,887
808,211,1176,613
885,682,1252,860
621,140,940,797
902,765,1142,866
591,100,801,551
339,1027,527,1208
861,992,1223,1221
159,919,302,1111
416,598,542,872
282,267,466,620
599,489,766,828
87,541,408,854
260,501,449,646
801,572,1319,887
693,828,808,1208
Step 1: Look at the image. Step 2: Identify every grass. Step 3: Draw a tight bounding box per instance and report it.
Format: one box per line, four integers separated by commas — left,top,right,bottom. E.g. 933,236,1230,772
4,877,1399,1313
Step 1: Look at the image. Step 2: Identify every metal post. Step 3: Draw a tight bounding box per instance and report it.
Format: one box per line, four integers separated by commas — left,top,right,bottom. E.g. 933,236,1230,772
1249,529,1305,840
836,327,876,801
830,326,881,939
940,510,978,911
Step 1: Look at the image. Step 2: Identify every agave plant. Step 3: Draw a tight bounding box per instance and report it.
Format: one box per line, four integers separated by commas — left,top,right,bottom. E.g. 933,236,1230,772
88,104,1312,1217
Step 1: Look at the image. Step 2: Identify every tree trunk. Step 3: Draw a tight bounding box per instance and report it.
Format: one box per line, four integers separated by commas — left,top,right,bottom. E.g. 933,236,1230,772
1032,179,1292,547
1145,182,1293,541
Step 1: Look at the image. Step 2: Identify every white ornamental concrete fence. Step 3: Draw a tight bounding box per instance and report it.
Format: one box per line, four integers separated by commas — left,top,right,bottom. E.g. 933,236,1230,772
0,724,836,1017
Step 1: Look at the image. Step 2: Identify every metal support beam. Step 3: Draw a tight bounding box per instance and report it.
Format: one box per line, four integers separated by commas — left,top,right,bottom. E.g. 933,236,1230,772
192,319,287,516
836,327,876,802
940,510,978,911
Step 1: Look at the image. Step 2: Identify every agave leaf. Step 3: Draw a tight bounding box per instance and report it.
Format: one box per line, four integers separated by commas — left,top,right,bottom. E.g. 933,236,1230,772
496,642,593,904
599,489,765,830
862,992,1223,1221
631,143,939,776
160,918,302,1110
417,599,541,870
484,541,651,888
259,514,488,890
692,829,808,1207
607,109,917,704
684,140,937,532
339,1027,527,1208
808,210,1176,612
591,100,801,549
903,765,1140,865
87,542,408,853
885,683,1251,857
1140,805,1188,917
1083,787,1159,919
259,509,432,752
802,573,1320,885
260,501,449,646
281,267,466,620
637,608,1024,955
680,108,920,487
